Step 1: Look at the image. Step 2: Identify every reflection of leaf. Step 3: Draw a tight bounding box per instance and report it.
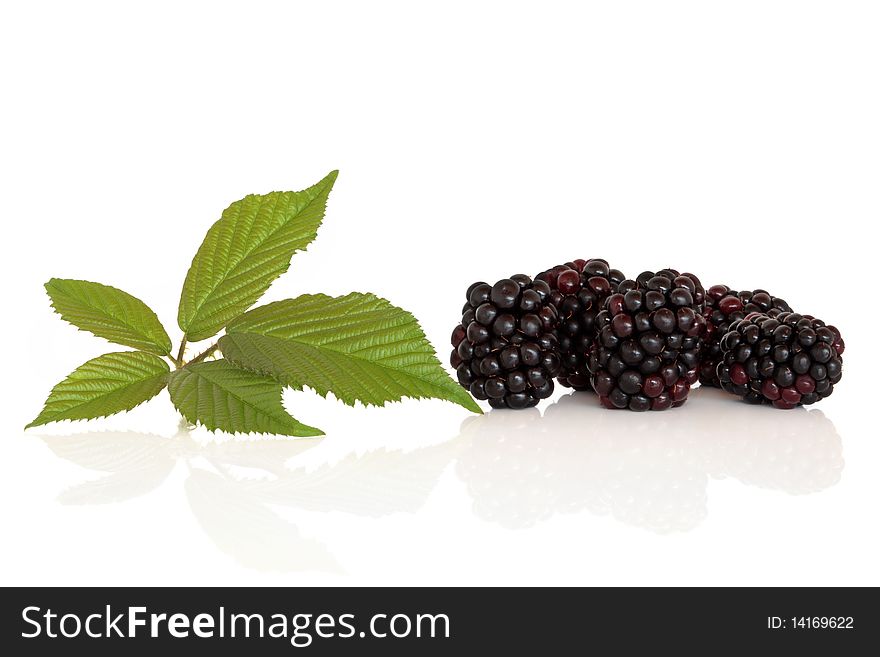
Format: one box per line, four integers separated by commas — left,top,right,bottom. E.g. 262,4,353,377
245,440,463,517
39,429,464,574
185,469,341,574
42,432,177,473
43,432,177,505
41,431,324,499
57,461,175,505
200,437,321,478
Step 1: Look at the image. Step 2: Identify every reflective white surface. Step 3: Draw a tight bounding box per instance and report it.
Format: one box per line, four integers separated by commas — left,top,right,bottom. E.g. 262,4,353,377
47,390,845,541
457,388,843,533
4,386,863,585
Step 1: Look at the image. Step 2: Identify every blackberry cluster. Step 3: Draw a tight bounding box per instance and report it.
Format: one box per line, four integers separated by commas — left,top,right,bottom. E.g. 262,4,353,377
450,275,562,409
717,311,844,409
588,269,706,411
700,285,792,387
535,259,626,390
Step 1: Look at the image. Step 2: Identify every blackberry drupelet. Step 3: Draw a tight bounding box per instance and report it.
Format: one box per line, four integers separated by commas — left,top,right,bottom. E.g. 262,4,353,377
588,269,706,411
717,311,844,409
450,275,562,409
535,258,626,390
699,285,792,387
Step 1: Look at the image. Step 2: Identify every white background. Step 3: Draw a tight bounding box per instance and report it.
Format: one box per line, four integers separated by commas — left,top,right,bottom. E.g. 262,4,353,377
1,1,878,586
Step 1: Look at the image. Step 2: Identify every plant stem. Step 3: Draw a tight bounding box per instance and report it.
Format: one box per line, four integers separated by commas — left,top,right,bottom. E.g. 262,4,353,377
188,342,219,365
175,339,188,368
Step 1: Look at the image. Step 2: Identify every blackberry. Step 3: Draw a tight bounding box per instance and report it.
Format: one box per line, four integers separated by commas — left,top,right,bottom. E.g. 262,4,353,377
450,275,561,409
717,311,844,409
535,258,626,390
588,269,706,411
699,285,792,387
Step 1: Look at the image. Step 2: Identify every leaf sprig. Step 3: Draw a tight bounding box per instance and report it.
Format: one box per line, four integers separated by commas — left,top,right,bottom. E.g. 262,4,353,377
28,171,480,436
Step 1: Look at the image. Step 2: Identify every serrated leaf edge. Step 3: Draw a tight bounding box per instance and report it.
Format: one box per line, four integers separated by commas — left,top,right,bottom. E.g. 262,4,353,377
26,352,170,429
222,332,482,413
179,170,339,341
221,292,482,414
167,363,325,437
45,278,172,356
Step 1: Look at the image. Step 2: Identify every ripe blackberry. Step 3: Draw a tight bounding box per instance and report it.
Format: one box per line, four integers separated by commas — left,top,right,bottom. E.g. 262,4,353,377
699,285,792,387
535,258,626,390
588,269,706,411
450,275,561,409
717,311,844,409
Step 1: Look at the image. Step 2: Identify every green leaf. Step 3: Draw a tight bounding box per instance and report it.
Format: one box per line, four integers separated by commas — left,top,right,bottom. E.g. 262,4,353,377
45,279,172,355
26,352,170,428
177,171,339,342
167,359,323,437
218,293,483,413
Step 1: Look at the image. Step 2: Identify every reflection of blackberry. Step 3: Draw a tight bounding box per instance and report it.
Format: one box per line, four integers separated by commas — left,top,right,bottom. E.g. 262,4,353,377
700,285,792,387
697,389,844,494
588,269,706,411
569,395,708,533
455,388,844,533
455,393,708,533
535,259,626,390
455,408,554,528
718,311,844,408
450,275,561,409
